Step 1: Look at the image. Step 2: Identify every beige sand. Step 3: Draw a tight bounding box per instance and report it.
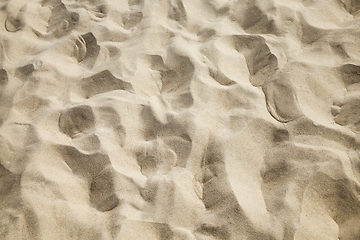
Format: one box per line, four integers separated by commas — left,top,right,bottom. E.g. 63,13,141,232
1,0,360,239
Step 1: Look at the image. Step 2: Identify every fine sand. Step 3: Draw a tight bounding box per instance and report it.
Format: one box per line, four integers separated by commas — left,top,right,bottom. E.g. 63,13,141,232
1,0,360,239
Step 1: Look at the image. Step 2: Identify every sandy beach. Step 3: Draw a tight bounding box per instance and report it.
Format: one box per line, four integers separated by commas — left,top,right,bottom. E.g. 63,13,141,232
1,0,360,239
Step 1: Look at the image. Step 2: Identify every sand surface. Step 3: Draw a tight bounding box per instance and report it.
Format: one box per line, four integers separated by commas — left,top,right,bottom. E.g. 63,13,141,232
1,0,360,239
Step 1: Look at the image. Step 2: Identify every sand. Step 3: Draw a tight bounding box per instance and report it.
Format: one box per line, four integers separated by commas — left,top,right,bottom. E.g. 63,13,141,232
1,0,360,239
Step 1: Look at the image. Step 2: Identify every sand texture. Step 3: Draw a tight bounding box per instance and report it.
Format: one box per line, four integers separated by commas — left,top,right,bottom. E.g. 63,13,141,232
1,0,360,239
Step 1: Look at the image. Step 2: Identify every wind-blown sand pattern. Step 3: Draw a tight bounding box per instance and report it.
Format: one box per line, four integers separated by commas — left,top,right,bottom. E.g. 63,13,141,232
1,0,360,239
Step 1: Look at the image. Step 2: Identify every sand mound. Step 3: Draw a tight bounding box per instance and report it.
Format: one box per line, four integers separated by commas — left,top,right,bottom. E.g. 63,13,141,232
1,0,360,239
